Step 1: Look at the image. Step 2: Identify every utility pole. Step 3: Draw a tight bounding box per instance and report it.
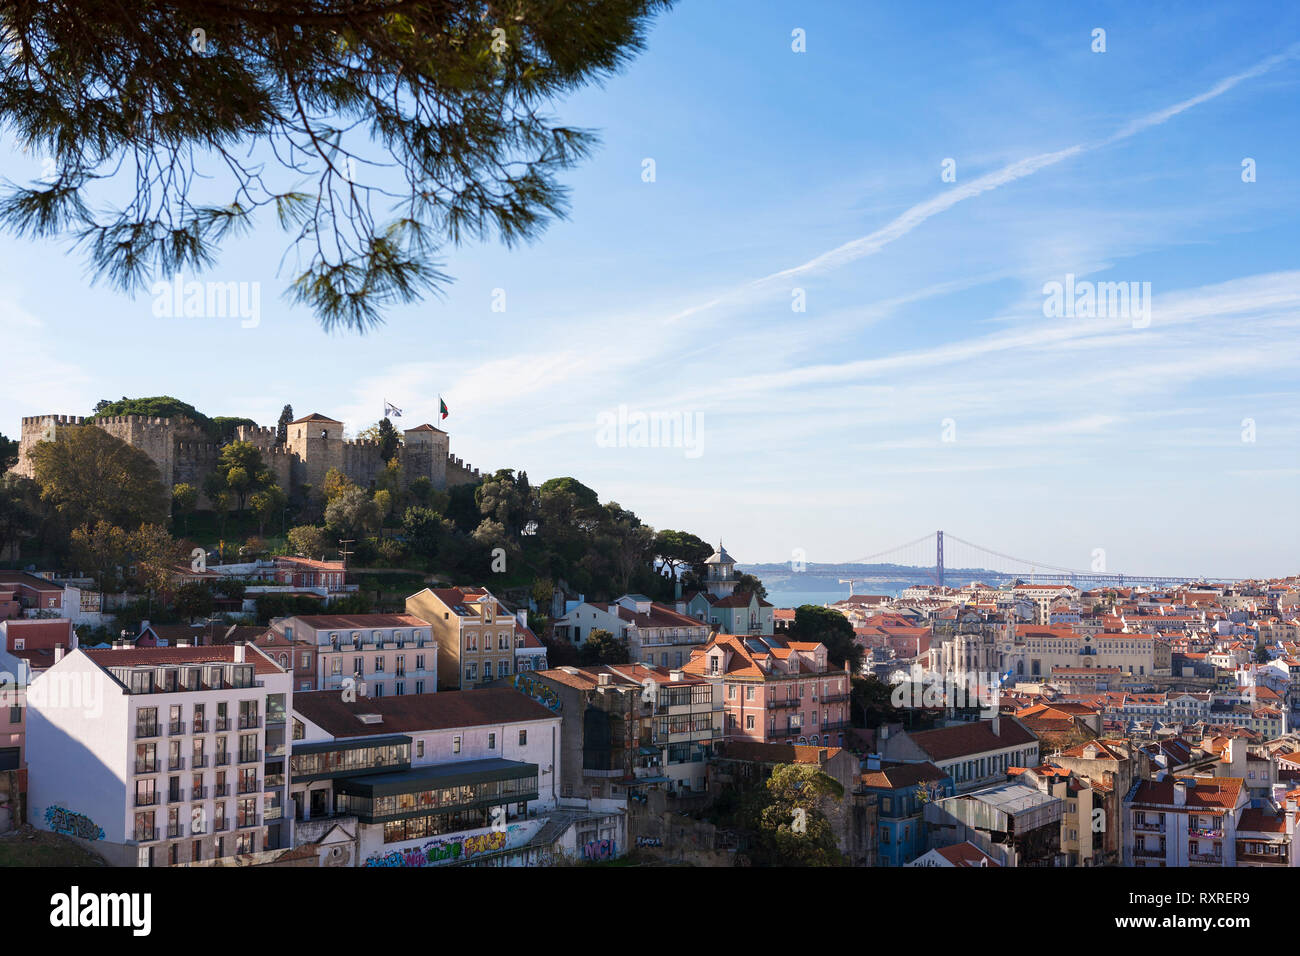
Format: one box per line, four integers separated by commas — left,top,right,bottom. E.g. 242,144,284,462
338,539,355,570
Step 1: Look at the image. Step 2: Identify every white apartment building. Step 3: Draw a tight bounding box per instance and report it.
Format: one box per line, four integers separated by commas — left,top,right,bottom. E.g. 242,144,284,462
26,644,293,866
288,687,568,866
274,613,438,697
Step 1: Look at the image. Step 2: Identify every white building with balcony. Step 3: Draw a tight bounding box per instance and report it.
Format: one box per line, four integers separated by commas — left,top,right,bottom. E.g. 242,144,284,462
272,613,438,697
26,643,292,866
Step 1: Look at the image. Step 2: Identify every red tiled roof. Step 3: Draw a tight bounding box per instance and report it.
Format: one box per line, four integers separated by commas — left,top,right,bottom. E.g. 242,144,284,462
906,718,1038,762
292,687,557,737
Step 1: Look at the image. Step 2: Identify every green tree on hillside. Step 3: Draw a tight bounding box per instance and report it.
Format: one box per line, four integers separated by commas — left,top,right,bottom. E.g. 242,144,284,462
171,483,198,532
789,605,861,674
287,525,331,561
211,441,275,512
653,530,712,579
0,474,39,558
31,427,167,528
755,765,847,867
0,432,17,470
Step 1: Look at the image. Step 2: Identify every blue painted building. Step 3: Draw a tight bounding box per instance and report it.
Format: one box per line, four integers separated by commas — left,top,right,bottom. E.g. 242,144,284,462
859,759,954,866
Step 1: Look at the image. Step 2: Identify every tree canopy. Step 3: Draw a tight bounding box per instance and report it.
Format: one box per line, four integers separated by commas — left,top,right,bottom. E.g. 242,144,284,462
788,605,860,674
0,0,673,332
31,425,167,528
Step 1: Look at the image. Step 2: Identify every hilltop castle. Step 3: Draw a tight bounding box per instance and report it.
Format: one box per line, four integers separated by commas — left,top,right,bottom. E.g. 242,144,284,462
12,411,483,504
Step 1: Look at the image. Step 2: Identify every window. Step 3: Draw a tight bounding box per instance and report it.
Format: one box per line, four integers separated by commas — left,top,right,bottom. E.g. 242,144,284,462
519,730,527,746
416,681,425,694
745,715,755,730
375,656,385,674
453,736,461,754
416,740,425,758
488,733,496,750
745,686,754,701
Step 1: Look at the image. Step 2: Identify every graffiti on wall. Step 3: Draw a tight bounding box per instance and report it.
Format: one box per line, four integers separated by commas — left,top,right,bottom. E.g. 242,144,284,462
513,673,561,713
363,826,518,868
44,805,105,842
582,839,617,861
635,836,662,848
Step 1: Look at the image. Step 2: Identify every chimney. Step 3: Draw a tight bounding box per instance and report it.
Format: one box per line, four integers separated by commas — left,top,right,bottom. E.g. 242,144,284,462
992,715,1001,736
597,673,612,687
54,643,64,663
670,669,684,682
1173,779,1187,806
233,644,245,663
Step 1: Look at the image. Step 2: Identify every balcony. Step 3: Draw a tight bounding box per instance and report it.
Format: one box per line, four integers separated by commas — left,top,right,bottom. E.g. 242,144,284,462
135,723,160,739
167,824,184,839
191,786,208,800
168,757,186,771
1189,853,1223,865
167,791,184,804
135,760,160,775
1133,845,1165,859
191,756,209,769
215,754,231,767
264,805,283,821
239,715,262,730
1134,821,1164,834
238,750,263,764
168,721,186,735
238,779,261,795
134,827,159,843
213,820,229,832
134,792,159,807
215,718,231,732
765,698,800,710
214,784,231,798
192,720,209,734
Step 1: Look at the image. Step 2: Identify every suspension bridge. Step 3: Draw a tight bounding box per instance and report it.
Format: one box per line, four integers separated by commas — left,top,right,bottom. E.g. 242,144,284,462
841,531,1242,589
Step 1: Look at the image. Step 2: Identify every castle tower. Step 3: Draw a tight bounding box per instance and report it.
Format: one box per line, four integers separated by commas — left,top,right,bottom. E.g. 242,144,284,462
286,413,345,495
400,424,449,489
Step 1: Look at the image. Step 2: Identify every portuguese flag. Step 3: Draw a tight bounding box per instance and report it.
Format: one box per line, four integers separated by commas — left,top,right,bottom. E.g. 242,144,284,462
439,397,449,421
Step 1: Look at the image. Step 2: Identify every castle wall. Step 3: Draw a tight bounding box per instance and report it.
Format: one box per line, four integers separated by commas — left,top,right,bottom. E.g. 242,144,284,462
14,412,486,514
343,440,386,490
445,455,481,488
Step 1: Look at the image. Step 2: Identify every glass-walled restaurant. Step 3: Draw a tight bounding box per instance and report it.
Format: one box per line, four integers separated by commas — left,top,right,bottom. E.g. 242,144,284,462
333,759,539,843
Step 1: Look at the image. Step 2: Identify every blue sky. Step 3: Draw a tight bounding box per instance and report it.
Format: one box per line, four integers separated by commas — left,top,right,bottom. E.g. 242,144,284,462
1,0,1298,577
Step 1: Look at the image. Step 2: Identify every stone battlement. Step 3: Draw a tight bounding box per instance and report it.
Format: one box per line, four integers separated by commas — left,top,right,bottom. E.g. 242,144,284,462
13,406,484,497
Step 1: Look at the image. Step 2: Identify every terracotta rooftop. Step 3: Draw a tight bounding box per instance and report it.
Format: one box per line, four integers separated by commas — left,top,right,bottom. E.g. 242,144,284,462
293,686,557,737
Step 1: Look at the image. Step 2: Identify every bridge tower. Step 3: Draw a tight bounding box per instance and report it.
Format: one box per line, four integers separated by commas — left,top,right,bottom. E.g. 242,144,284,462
936,530,944,587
